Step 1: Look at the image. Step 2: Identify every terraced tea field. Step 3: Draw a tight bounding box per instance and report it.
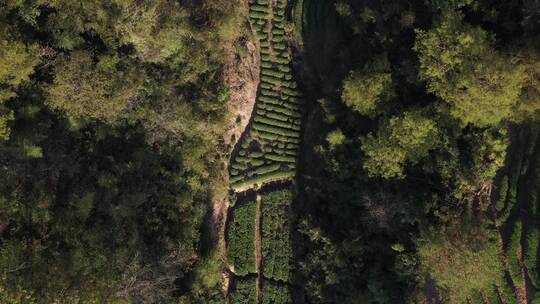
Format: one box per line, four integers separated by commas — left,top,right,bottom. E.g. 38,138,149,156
486,123,540,303
226,0,301,303
292,0,336,47
229,0,303,192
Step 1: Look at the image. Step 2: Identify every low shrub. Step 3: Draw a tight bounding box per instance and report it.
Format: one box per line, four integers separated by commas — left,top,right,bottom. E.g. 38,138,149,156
227,201,257,276
230,277,257,304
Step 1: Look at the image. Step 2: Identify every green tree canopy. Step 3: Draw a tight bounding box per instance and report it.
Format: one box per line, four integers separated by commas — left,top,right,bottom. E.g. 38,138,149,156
417,215,504,303
0,24,40,140
361,110,440,179
0,27,39,99
414,11,535,126
341,70,392,116
113,1,192,63
47,51,144,122
326,129,346,148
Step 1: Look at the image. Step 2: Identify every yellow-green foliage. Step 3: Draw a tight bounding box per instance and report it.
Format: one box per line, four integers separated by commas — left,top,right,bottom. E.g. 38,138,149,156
0,109,14,141
415,11,540,127
417,217,505,304
326,129,345,148
0,24,39,140
47,51,144,122
0,25,39,101
361,110,440,179
341,70,392,116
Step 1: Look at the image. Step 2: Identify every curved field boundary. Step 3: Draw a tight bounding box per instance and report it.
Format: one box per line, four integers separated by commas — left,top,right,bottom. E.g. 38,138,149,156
491,123,540,303
227,1,302,303
228,0,304,192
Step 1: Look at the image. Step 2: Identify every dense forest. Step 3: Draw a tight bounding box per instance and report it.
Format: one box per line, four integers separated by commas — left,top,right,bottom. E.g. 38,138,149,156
0,0,245,303
294,0,540,303
1,0,540,303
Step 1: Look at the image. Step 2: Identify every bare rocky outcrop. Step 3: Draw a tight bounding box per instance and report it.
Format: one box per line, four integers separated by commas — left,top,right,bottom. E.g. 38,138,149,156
222,37,260,150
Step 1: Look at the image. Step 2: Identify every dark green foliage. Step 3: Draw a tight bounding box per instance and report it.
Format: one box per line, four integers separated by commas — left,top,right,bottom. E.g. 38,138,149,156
253,123,299,138
252,164,282,176
261,190,293,282
230,277,258,304
254,116,301,131
261,279,292,304
227,201,257,276
499,283,517,304
0,1,242,296
265,154,296,163
496,175,509,212
292,0,540,302
470,289,483,303
484,285,499,304
524,226,540,287
507,221,524,287
0,118,219,303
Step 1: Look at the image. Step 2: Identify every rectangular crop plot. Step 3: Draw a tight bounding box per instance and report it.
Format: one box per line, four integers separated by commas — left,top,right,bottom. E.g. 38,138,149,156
261,189,293,282
261,279,292,304
227,199,257,276
230,276,258,304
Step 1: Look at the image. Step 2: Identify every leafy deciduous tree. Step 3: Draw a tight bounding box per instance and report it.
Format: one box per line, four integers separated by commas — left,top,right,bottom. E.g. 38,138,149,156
361,111,440,178
47,51,144,122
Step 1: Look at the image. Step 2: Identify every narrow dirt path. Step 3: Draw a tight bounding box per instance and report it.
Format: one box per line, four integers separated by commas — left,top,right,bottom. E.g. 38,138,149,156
255,194,263,302
210,194,232,296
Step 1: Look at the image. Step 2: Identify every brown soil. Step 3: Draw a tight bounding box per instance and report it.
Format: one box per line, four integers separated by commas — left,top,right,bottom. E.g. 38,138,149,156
212,196,230,260
211,0,261,296
208,191,231,296
222,268,233,297
221,4,260,149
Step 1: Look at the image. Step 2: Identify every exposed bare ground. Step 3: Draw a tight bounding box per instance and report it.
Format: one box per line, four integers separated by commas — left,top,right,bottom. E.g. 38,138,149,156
212,195,229,260
216,35,259,258
209,0,261,297
221,5,260,148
